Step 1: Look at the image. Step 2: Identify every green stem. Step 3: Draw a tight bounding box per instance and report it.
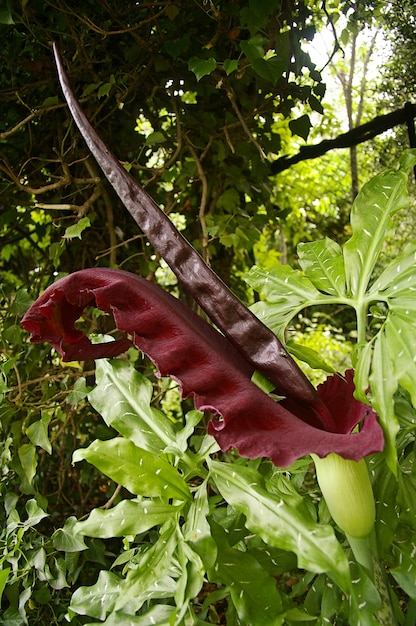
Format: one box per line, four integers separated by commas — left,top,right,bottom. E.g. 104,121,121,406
355,298,369,346
347,529,398,626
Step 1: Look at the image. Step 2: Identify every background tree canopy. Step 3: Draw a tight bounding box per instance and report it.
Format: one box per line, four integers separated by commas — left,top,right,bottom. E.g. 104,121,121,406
1,0,353,297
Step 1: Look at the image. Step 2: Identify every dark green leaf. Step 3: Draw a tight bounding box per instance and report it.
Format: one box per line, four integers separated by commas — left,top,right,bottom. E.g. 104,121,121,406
289,115,311,140
223,59,239,75
211,545,285,626
210,460,351,592
188,57,217,81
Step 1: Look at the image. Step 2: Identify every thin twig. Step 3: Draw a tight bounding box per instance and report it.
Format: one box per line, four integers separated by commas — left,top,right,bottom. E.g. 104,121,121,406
225,86,266,160
185,139,210,263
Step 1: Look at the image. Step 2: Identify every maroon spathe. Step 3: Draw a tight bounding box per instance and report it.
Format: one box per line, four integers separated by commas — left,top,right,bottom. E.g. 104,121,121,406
22,268,384,467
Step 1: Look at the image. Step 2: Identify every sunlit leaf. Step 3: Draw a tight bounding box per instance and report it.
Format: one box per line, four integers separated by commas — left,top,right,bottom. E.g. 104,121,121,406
73,499,183,538
298,237,346,296
247,264,326,336
70,571,122,620
115,521,177,610
343,151,416,295
73,438,191,501
88,359,177,454
64,217,91,240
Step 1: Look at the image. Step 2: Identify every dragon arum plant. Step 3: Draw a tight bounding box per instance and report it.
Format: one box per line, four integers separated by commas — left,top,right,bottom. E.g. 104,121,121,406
17,46,416,624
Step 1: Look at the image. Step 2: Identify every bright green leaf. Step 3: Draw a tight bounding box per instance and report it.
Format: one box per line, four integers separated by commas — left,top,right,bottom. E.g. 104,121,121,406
247,264,326,337
73,499,183,538
343,151,416,295
0,569,10,605
286,339,336,373
298,237,346,296
73,438,191,501
64,217,91,240
183,480,217,570
115,521,177,610
88,359,176,453
70,571,122,620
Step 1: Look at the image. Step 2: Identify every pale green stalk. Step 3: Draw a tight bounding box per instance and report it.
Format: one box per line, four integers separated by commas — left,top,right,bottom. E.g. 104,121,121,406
312,453,397,624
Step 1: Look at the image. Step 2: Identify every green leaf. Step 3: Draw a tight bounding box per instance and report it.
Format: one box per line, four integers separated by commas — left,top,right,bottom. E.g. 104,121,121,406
188,57,216,81
390,530,416,599
25,412,52,454
115,521,177,610
210,460,351,593
368,333,399,474
85,606,177,625
210,544,285,626
97,75,115,98
297,237,346,296
64,216,91,239
70,571,122,620
10,288,33,314
0,569,10,605
343,151,416,295
73,438,191,501
73,499,183,538
18,443,37,488
286,339,336,373
66,376,91,405
289,114,311,141
52,517,88,552
240,36,267,63
223,59,239,75
145,131,166,145
88,359,176,454
0,7,14,24
24,499,48,527
247,264,326,337
183,480,217,569
252,55,286,84
174,535,205,621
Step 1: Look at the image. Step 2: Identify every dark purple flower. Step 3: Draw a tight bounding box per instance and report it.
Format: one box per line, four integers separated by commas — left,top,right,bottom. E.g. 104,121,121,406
22,268,384,467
